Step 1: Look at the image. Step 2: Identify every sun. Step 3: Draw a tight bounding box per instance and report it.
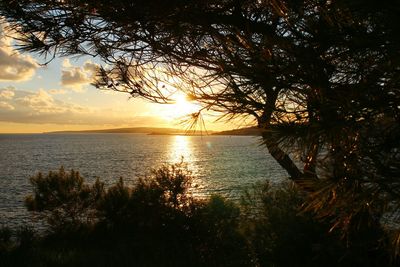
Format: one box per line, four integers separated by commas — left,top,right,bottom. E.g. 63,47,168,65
163,92,199,120
172,93,199,117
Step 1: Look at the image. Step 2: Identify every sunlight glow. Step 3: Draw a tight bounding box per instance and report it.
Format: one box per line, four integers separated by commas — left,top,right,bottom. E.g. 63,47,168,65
167,135,209,198
169,135,193,163
162,92,200,120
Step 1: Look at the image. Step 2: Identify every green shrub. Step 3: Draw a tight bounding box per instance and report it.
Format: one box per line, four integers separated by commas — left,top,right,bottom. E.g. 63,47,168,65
95,163,253,266
21,163,252,266
25,167,105,231
244,181,393,267
98,163,194,229
192,195,252,266
14,165,396,266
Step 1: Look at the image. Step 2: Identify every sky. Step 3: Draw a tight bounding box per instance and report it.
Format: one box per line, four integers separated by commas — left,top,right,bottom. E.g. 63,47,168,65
0,26,237,133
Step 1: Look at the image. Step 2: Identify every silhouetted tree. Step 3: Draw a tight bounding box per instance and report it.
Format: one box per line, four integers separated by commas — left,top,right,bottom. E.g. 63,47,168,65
1,0,400,243
26,167,104,231
19,164,253,266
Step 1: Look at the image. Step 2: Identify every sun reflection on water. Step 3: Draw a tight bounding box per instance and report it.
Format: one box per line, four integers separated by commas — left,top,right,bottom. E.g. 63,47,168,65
169,135,193,163
168,135,209,198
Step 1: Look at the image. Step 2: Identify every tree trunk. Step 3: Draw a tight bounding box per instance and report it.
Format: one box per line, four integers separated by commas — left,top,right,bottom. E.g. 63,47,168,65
261,132,303,181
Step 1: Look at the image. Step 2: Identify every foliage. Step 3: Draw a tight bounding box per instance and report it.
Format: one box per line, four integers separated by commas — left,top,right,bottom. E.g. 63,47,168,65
98,164,193,228
244,182,393,266
0,226,38,267
1,1,399,239
1,165,400,266
96,163,253,266
2,165,398,266
192,195,251,266
25,167,104,231
0,227,12,251
18,165,253,266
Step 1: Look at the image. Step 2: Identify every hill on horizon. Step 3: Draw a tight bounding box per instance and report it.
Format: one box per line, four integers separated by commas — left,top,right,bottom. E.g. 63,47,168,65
46,127,196,134
212,126,261,136
46,126,261,136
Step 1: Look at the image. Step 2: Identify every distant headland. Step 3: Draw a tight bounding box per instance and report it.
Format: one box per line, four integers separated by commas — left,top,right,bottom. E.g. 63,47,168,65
45,126,261,136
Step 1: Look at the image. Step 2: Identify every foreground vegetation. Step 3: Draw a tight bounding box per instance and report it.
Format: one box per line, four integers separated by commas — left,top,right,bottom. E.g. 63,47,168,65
0,165,397,267
2,0,400,256
3,2,399,240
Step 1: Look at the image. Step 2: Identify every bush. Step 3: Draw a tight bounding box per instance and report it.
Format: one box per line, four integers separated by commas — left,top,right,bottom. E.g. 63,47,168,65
25,167,105,231
3,164,395,266
244,181,393,267
0,227,12,252
98,163,194,229
20,163,252,266
192,195,252,266
0,226,38,267
95,163,253,266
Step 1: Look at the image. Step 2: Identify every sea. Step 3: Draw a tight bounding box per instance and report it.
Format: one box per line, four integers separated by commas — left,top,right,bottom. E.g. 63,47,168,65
0,133,287,228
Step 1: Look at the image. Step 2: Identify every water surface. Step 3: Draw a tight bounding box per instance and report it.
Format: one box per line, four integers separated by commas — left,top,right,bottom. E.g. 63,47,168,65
0,133,287,227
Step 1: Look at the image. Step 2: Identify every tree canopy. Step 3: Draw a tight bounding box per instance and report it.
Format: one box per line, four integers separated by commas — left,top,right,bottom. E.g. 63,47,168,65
1,0,400,240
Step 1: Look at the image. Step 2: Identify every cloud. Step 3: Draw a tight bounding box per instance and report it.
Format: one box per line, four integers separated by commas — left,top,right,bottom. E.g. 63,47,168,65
83,61,99,73
16,89,62,114
0,24,38,81
61,59,99,91
0,101,14,110
0,87,165,126
0,88,15,99
61,68,89,88
62,58,73,68
48,89,67,95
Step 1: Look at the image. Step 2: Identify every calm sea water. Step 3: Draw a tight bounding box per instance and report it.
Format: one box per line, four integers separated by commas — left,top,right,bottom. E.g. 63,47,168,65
0,133,287,227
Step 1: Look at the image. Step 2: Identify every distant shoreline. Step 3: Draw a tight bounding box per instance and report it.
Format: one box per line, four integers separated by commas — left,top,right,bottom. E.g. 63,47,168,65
0,127,261,136
42,126,261,136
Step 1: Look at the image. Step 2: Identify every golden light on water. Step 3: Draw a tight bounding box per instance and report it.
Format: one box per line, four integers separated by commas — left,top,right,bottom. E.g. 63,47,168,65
168,135,209,197
169,135,193,163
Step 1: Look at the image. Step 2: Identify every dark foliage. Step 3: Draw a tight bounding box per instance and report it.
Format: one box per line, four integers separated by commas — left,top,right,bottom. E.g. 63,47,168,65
1,1,399,241
244,182,392,267
10,165,252,266
25,167,104,231
1,166,398,266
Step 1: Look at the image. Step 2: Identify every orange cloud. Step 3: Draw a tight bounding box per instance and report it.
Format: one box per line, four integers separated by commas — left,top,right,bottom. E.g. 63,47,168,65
0,24,38,81
0,87,169,127
61,59,99,91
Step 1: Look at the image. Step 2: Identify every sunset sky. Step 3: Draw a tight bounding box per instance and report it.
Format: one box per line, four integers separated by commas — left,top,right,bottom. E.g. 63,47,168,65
0,26,236,133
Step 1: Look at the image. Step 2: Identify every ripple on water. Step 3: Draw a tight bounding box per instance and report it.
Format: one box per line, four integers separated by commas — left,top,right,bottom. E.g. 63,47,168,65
0,134,287,228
